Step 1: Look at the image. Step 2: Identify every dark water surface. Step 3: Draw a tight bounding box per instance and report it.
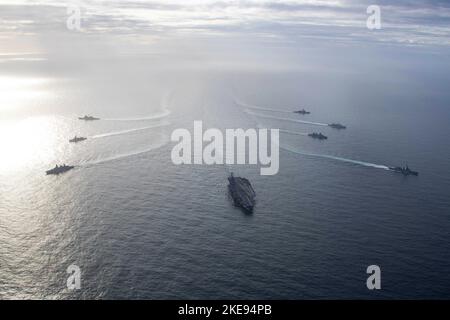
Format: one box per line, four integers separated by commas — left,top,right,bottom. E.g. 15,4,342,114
1,61,450,299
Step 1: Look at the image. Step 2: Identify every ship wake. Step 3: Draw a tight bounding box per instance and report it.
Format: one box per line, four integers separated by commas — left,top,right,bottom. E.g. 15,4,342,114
279,129,309,136
281,143,389,170
80,139,168,167
256,123,308,136
91,122,169,139
235,99,294,114
245,109,327,127
103,109,171,122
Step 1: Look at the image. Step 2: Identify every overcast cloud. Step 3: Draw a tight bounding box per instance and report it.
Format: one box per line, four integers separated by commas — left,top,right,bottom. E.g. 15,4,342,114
0,0,449,72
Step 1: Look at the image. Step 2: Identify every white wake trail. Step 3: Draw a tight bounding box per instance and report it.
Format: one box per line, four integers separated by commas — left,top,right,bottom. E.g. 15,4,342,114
91,122,169,139
279,129,309,136
256,123,308,136
245,109,327,127
281,144,389,170
103,109,171,121
235,99,294,114
80,140,168,167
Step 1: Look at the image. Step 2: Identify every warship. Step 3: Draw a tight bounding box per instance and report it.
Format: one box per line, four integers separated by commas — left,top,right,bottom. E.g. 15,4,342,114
228,173,256,213
389,165,419,176
69,136,87,143
308,132,328,140
294,109,310,115
328,123,346,129
46,164,74,175
78,115,100,121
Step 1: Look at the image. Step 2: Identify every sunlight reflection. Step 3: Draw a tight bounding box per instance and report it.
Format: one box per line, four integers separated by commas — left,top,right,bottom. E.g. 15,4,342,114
0,76,51,112
0,117,60,174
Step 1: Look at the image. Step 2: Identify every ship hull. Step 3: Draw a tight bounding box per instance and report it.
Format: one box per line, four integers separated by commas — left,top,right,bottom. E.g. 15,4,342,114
389,167,419,176
228,176,256,213
46,166,74,175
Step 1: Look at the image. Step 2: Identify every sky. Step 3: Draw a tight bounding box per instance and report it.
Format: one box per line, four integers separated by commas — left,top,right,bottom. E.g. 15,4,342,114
0,0,449,70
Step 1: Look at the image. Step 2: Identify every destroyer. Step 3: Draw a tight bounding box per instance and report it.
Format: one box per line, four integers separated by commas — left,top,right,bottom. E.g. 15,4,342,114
46,164,74,175
228,173,256,213
69,136,87,143
294,109,310,115
389,165,419,176
78,115,100,121
308,132,328,140
328,123,346,129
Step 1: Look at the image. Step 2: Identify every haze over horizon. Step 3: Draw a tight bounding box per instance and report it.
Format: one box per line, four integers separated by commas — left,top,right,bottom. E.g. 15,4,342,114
1,0,449,66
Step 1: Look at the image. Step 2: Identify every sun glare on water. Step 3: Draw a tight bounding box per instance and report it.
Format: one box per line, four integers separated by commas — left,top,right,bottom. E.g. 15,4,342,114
0,76,51,112
0,117,62,174
0,76,60,174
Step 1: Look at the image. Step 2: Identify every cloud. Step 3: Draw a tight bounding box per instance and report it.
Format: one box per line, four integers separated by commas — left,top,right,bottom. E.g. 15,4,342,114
0,0,449,54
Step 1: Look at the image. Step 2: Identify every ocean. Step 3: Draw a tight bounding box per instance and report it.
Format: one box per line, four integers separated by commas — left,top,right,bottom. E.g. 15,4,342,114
1,56,450,299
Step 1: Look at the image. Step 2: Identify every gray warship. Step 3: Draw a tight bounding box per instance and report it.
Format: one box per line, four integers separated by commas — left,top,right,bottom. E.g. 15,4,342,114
228,173,256,213
69,136,87,143
308,132,328,140
294,109,310,115
46,164,74,175
389,165,419,176
78,115,100,121
328,123,346,129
